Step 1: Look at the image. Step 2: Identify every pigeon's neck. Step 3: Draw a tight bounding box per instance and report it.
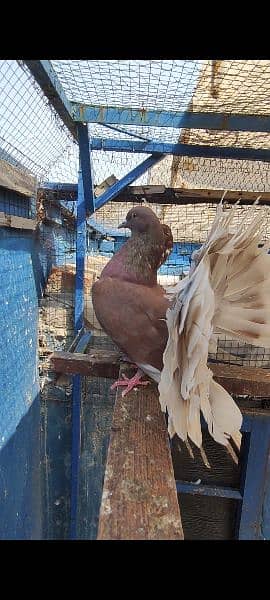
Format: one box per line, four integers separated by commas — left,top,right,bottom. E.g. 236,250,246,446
101,231,165,285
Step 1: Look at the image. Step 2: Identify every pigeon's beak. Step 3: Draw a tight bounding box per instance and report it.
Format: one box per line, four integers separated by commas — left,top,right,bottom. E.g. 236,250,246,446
118,220,128,229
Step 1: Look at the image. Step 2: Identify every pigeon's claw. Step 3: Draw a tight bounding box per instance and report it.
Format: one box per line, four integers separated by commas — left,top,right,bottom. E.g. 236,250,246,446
110,369,150,397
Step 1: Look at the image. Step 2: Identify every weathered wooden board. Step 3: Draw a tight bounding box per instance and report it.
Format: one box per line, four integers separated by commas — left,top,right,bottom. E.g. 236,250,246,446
0,159,36,197
51,349,121,378
97,364,184,540
0,212,37,230
115,186,270,205
211,363,270,397
51,350,270,398
39,184,270,205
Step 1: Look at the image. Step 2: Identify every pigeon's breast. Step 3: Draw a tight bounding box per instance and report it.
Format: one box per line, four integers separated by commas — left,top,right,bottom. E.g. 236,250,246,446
92,276,170,370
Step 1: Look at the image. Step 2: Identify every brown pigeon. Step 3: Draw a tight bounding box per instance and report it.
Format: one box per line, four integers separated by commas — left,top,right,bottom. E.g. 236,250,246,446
92,201,270,448
92,206,173,393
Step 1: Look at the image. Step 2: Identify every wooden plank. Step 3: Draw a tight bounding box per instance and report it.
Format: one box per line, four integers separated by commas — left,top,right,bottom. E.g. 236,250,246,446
115,187,270,206
97,364,184,540
50,349,121,378
211,363,270,397
51,350,270,398
0,212,37,230
39,183,270,205
0,159,36,197
95,175,118,197
54,328,92,387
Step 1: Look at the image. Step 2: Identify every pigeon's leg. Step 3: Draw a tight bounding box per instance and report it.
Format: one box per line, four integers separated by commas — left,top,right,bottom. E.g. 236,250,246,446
110,369,150,397
119,353,137,368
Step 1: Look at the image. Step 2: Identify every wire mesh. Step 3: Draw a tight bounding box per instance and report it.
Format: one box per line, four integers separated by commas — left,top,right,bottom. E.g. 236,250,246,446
88,197,270,368
0,60,155,187
52,59,270,145
2,60,270,386
51,60,203,111
51,59,270,116
149,154,270,192
2,60,270,191
2,59,270,539
0,60,79,183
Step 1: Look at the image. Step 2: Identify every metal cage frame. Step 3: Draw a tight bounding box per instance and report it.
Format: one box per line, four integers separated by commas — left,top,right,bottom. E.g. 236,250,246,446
24,60,270,540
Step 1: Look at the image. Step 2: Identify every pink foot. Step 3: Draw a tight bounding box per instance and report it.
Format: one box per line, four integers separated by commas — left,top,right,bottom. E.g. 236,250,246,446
110,369,150,397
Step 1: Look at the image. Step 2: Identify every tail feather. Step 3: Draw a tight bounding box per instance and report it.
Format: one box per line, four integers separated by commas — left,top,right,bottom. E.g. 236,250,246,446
160,198,270,448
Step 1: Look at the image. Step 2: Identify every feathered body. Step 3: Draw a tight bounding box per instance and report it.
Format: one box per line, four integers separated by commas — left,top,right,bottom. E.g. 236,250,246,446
92,208,172,372
92,201,270,448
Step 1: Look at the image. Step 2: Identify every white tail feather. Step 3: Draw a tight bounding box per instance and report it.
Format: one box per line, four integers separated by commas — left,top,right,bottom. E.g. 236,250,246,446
160,198,270,448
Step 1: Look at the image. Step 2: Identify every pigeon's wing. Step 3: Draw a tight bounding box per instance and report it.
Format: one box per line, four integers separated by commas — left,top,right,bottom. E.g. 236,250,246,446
158,224,174,267
159,200,270,447
92,277,169,371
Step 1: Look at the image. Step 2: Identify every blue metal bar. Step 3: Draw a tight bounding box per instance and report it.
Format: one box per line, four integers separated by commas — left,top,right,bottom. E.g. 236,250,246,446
242,415,253,433
176,481,242,500
71,102,270,133
74,330,92,353
237,417,270,540
40,182,78,193
77,124,95,215
90,137,270,163
70,170,87,539
100,123,149,141
74,171,86,332
95,154,164,210
24,61,77,139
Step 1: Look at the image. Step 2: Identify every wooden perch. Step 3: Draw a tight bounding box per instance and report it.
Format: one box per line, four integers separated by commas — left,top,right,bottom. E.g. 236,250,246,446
0,159,36,197
0,212,37,230
39,184,270,205
50,350,270,397
51,348,121,379
210,363,270,397
97,363,184,540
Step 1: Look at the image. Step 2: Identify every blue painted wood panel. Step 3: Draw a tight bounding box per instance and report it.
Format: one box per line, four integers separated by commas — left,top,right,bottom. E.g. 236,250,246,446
0,185,42,537
0,395,41,539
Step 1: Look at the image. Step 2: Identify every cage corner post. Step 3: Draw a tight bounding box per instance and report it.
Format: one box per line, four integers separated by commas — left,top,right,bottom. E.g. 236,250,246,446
70,123,95,539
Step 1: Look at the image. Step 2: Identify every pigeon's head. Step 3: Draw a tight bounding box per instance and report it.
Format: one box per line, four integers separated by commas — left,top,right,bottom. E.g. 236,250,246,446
118,205,161,235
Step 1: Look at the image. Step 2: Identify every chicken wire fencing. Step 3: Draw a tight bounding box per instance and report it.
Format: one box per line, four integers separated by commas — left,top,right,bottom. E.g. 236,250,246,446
2,60,270,190
0,60,151,186
35,191,270,398
85,201,270,368
1,58,270,386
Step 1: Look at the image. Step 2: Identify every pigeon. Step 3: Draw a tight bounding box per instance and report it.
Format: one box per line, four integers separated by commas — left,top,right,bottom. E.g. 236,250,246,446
92,200,270,447
92,206,173,392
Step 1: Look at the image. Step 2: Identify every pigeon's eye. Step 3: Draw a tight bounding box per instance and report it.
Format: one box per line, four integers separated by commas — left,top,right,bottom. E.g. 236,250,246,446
132,213,137,218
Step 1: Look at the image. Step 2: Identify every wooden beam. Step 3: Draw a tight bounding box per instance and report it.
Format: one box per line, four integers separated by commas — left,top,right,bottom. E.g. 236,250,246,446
97,364,184,540
211,363,270,397
0,159,36,197
51,350,270,398
0,212,37,230
39,184,270,206
50,349,121,379
115,186,270,206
